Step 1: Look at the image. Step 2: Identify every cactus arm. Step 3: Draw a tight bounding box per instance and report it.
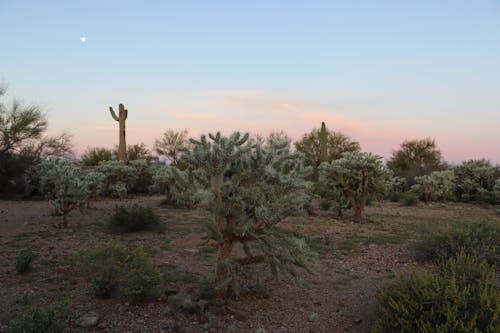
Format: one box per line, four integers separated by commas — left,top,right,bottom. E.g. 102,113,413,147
124,108,128,120
109,107,119,121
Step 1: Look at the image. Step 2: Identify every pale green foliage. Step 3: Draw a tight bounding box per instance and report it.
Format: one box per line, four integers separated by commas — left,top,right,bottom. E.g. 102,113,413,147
385,173,406,201
127,159,153,193
494,179,500,204
412,170,456,202
171,132,315,297
453,160,500,204
150,165,195,207
83,171,106,207
319,151,389,222
38,159,89,227
95,160,136,198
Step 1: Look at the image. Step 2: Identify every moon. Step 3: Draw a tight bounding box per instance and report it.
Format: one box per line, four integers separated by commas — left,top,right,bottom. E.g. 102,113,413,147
81,36,87,44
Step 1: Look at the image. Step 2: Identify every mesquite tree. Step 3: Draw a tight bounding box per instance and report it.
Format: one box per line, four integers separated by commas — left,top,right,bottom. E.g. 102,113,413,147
319,151,389,222
171,132,314,298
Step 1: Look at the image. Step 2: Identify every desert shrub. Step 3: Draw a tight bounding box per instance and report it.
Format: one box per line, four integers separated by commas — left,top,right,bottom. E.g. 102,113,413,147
36,159,89,227
170,132,315,298
411,170,455,202
198,277,215,301
386,137,446,188
150,164,196,208
109,205,163,233
77,242,160,303
415,220,499,265
373,252,500,333
495,178,500,204
7,302,68,333
401,192,418,206
83,170,106,208
453,159,500,204
319,151,390,222
319,198,333,211
128,159,154,193
81,147,113,166
385,174,406,202
95,160,136,198
15,248,36,274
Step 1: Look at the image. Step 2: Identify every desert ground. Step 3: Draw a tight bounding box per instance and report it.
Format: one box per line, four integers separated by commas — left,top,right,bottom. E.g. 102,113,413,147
1,196,498,333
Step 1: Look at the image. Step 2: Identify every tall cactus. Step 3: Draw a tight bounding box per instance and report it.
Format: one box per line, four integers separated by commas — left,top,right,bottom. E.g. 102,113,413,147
109,104,128,161
319,121,328,163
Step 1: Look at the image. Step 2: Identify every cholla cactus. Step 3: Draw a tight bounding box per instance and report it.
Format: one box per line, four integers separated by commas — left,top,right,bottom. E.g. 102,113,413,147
151,165,195,207
84,171,106,208
412,170,456,202
319,151,389,222
38,159,89,227
95,160,136,198
493,178,500,204
453,160,500,204
171,132,314,298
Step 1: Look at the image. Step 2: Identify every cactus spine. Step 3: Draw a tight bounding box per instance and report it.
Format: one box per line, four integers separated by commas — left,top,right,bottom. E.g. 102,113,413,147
320,121,328,163
109,104,128,161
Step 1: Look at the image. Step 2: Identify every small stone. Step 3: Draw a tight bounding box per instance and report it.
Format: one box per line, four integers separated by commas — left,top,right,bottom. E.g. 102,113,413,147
354,318,363,325
77,311,99,327
308,312,319,322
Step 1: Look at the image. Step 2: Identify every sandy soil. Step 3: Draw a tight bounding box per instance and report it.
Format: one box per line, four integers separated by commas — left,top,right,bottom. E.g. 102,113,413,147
0,196,498,332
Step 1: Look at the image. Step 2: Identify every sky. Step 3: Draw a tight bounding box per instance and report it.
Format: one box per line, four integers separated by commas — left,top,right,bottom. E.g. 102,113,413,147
1,0,499,163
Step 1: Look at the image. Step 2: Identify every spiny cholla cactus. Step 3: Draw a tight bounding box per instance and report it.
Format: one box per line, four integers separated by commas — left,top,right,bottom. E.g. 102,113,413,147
171,132,314,298
95,160,137,198
453,160,500,204
319,151,389,222
38,159,89,227
493,178,500,204
84,171,106,208
150,165,196,207
411,170,456,202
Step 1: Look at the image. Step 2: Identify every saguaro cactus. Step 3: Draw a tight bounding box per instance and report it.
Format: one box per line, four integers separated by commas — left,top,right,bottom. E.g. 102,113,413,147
319,121,328,163
109,104,128,161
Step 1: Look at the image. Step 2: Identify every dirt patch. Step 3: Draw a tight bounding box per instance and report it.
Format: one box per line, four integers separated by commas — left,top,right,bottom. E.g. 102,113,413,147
1,197,498,332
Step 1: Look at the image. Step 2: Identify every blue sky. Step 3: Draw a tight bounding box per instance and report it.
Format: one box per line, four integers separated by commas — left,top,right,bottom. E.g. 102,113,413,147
1,0,499,162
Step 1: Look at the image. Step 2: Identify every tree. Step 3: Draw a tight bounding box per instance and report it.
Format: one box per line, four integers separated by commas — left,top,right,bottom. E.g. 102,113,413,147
171,132,315,298
319,151,389,222
0,87,73,194
154,129,189,165
294,125,360,179
38,159,89,227
122,143,155,162
387,138,445,187
81,147,113,166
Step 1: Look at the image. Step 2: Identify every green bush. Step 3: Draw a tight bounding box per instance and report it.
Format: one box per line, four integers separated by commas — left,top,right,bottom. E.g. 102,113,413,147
198,277,215,301
15,248,37,274
401,192,418,206
415,220,499,265
77,242,161,303
319,199,333,211
109,205,163,233
8,302,68,333
373,252,500,333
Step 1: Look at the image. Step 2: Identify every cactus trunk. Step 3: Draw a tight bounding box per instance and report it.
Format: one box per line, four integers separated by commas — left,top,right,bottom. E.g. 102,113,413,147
320,121,328,163
109,104,128,161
